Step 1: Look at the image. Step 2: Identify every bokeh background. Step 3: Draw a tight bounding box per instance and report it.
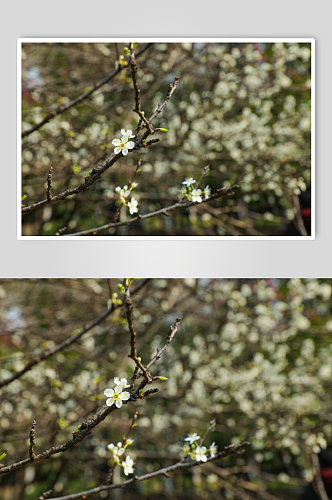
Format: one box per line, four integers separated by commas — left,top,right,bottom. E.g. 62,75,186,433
21,42,312,236
1,278,331,499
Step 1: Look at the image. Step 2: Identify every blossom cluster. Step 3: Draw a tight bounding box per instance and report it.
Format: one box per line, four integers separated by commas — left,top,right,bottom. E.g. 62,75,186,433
115,183,139,215
180,177,211,203
108,438,135,475
182,432,217,462
104,377,130,408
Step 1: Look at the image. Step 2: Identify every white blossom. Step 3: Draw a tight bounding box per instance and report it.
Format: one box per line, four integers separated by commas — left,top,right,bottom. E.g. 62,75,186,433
191,189,202,203
112,134,135,156
114,377,130,389
121,128,135,139
182,177,196,187
115,186,130,203
203,185,211,198
185,432,200,444
128,197,138,215
108,442,125,462
104,386,130,408
122,455,134,475
209,442,218,457
194,445,208,462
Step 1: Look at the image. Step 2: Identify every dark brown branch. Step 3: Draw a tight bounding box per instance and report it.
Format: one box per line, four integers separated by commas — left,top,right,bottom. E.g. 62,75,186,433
45,441,250,500
312,452,329,500
46,166,53,202
124,285,151,381
0,279,150,389
22,43,152,138
64,184,239,236
293,193,308,236
130,48,154,134
29,420,37,461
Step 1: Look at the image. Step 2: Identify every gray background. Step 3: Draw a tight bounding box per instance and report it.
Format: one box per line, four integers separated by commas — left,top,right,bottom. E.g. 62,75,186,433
2,0,330,277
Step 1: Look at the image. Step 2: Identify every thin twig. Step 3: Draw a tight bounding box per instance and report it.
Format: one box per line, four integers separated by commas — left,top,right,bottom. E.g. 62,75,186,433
146,318,181,371
45,441,250,500
0,279,150,389
29,420,37,461
199,418,216,447
46,166,53,202
195,165,210,190
22,43,152,138
64,185,239,236
104,412,138,485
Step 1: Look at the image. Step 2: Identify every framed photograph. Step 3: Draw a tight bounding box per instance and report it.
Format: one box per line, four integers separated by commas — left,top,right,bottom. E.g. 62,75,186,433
18,39,314,239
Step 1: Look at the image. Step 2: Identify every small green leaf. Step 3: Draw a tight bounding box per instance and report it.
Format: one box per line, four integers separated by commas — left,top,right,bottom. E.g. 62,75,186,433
77,425,81,431
139,389,143,394
123,47,130,55
51,379,62,387
117,284,125,293
0,453,6,461
21,194,27,202
158,376,169,381
159,128,168,132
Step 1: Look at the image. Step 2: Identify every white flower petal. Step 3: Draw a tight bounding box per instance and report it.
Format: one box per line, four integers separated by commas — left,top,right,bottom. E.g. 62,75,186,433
122,148,128,156
127,130,133,136
108,443,115,451
112,139,121,146
114,377,120,385
104,388,114,397
114,147,121,154
106,398,115,406
121,135,128,142
120,391,130,400
126,141,135,149
121,129,126,135
115,399,123,408
115,384,123,393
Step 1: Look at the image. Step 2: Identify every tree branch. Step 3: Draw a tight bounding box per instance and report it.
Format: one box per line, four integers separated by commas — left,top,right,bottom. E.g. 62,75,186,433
22,43,152,138
63,184,239,236
124,283,151,381
0,279,150,389
312,452,330,500
45,441,250,500
22,74,180,217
